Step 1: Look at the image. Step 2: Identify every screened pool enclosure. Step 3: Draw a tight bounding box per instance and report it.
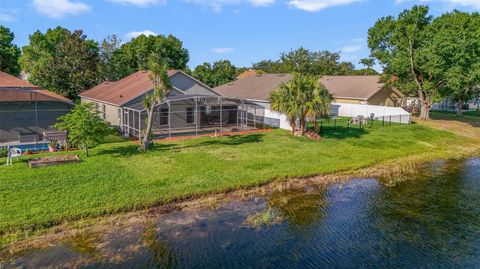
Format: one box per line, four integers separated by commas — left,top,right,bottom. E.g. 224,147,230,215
0,88,73,143
122,95,271,139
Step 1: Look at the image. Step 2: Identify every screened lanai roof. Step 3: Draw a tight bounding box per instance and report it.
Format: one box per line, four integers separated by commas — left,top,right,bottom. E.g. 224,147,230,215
0,71,72,104
124,94,262,112
0,88,73,104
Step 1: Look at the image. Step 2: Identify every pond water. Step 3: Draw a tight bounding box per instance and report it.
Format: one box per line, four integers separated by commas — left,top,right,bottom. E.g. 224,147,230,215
3,158,480,268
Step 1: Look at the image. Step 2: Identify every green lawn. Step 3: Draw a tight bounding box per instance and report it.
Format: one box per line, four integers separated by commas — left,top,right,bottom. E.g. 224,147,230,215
430,110,480,123
0,124,475,236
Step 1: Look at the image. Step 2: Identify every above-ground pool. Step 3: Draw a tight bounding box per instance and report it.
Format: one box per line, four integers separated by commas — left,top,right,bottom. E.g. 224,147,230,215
10,143,49,153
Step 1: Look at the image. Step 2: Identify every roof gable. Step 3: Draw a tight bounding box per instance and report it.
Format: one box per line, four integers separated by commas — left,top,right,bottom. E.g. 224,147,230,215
0,71,37,88
214,74,293,101
236,69,259,79
80,70,218,106
0,71,72,104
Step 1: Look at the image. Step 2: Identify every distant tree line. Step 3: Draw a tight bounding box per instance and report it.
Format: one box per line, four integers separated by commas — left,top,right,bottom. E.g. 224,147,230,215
192,48,378,88
368,6,480,119
192,60,242,88
252,48,377,76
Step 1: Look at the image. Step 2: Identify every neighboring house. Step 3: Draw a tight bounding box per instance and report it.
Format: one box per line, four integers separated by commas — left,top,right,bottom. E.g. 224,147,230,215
80,70,263,138
0,71,73,143
236,69,259,79
320,76,406,107
215,74,410,129
431,97,480,112
214,74,293,129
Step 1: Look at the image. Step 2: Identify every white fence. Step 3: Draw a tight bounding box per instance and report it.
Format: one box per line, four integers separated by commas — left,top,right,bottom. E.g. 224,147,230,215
331,103,411,124
263,108,291,130
254,101,411,130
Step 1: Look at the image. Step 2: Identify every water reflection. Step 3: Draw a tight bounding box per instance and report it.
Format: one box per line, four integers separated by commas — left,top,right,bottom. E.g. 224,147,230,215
64,231,102,258
268,188,326,229
369,159,480,268
143,223,177,269
4,158,480,268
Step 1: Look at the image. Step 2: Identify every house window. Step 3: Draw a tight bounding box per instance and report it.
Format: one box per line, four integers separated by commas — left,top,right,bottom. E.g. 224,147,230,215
160,108,169,125
118,108,122,121
186,107,194,124
102,104,106,119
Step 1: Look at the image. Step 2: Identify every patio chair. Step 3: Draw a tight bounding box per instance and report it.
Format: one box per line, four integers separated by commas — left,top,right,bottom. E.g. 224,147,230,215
350,116,359,125
6,147,22,165
350,115,368,125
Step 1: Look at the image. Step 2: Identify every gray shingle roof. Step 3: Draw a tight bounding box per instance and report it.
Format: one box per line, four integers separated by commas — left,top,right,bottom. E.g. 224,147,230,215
319,75,385,100
215,74,392,102
214,74,293,101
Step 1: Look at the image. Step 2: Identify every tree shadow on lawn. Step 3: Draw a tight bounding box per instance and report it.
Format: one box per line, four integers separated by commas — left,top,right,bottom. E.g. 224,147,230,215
95,133,265,158
429,112,480,128
320,126,369,140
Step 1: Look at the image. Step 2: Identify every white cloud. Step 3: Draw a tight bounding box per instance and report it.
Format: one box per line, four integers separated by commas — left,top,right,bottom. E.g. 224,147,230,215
250,0,275,6
350,38,365,42
109,0,167,7
184,0,274,12
448,0,480,8
341,45,362,53
212,47,235,53
125,30,157,39
0,13,14,22
338,37,366,65
32,0,90,18
0,8,21,22
395,0,480,9
288,0,362,12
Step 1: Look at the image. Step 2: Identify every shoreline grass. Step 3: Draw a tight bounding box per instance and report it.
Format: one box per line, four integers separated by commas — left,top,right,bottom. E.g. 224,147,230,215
0,122,477,243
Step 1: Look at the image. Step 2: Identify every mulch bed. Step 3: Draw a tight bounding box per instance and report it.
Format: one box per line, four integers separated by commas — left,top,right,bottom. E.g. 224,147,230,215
145,205,183,217
23,148,80,156
28,154,81,168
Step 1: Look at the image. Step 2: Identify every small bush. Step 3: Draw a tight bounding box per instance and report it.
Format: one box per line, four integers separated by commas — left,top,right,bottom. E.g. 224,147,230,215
0,147,7,158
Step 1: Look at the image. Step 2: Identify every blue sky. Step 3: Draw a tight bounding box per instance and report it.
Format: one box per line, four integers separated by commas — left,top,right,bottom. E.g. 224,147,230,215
1,0,478,69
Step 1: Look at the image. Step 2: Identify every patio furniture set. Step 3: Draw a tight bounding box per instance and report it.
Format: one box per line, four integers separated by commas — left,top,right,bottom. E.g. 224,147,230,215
4,131,68,166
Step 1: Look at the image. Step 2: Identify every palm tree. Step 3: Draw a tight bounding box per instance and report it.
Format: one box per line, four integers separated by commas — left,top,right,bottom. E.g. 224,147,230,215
309,83,332,134
270,86,298,134
270,73,331,136
140,56,171,151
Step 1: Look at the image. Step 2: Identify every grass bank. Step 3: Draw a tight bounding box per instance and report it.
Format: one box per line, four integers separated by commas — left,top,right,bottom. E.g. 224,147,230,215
0,123,477,243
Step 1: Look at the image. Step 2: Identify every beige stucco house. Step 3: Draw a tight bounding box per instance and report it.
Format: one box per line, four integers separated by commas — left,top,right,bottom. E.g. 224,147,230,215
80,70,263,138
214,74,408,129
319,76,406,107
215,74,406,107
